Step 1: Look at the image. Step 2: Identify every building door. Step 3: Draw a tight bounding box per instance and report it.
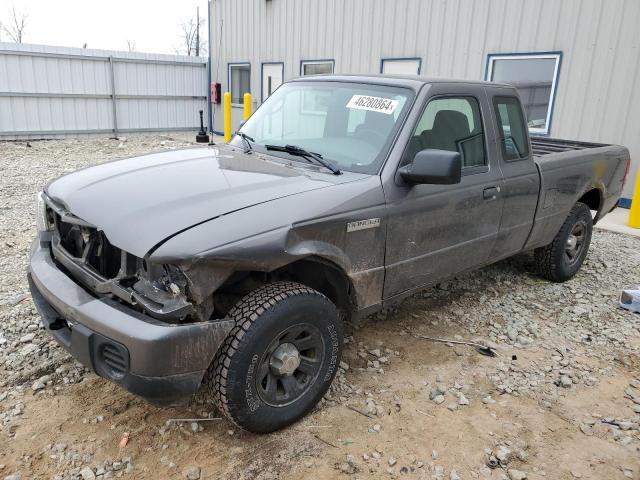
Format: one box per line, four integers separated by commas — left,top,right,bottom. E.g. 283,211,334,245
262,63,284,102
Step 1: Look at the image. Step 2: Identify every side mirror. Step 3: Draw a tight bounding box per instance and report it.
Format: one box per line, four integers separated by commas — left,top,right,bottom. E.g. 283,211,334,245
398,149,462,185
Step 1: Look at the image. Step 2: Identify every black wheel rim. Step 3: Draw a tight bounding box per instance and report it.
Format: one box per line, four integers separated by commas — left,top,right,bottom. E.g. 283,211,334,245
256,323,325,407
565,219,587,265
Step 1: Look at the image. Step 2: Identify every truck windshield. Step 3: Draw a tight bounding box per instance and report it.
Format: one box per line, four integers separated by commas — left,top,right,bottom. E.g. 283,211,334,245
232,81,413,174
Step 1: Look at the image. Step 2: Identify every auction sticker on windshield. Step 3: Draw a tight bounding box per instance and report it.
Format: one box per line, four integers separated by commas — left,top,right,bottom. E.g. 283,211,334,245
346,95,399,115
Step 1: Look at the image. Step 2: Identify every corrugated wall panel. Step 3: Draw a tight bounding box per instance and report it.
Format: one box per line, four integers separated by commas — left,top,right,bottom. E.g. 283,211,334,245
211,0,640,199
0,42,207,138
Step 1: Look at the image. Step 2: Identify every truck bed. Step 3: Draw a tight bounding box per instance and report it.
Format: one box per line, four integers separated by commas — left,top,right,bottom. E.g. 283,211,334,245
530,137,609,157
525,137,629,251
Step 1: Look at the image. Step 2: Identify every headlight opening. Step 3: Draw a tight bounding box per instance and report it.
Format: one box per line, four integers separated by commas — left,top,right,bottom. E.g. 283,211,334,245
36,192,54,232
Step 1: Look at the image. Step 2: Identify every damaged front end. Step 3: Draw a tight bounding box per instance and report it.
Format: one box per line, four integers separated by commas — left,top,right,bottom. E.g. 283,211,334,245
44,196,215,323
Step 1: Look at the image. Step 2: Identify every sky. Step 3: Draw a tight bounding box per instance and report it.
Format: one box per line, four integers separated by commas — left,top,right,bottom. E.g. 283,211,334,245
0,0,209,55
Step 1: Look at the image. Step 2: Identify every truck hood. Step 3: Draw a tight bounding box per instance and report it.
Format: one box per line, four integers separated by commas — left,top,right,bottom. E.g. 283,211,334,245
45,146,361,258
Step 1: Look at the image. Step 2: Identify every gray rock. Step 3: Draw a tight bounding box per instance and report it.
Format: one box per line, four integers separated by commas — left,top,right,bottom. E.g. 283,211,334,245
618,421,638,431
559,376,572,388
496,445,512,464
184,466,201,480
579,424,592,436
338,462,357,474
19,333,35,343
618,436,633,446
80,467,96,480
6,294,28,306
433,394,445,404
429,386,445,400
31,380,45,391
508,470,527,480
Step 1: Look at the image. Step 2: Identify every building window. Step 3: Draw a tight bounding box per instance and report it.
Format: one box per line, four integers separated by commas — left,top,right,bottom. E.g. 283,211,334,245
301,60,334,76
229,63,251,105
381,58,421,75
486,53,561,135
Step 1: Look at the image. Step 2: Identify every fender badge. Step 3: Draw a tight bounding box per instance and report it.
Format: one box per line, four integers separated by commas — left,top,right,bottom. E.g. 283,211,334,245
347,218,381,233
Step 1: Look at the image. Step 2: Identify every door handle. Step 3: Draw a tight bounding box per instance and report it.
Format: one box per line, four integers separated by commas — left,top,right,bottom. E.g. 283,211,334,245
483,186,500,200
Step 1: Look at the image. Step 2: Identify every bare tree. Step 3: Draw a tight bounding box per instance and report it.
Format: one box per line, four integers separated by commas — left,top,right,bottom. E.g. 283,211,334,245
2,5,27,43
126,40,136,52
176,7,206,56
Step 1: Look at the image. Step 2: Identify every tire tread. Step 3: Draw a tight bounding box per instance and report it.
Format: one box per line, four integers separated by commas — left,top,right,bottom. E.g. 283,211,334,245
534,202,592,282
202,281,327,428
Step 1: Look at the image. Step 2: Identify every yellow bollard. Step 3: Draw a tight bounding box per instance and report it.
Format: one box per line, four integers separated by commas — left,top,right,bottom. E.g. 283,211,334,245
223,92,232,143
629,170,640,228
243,93,252,121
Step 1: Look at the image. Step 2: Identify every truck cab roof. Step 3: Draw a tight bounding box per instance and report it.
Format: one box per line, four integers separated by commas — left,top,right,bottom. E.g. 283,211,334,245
289,74,514,92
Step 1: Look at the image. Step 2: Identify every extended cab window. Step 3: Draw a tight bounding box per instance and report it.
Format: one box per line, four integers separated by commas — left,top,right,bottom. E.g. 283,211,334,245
406,96,486,168
494,96,530,161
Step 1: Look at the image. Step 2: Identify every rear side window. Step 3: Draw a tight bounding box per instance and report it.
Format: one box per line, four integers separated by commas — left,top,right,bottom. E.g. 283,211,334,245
407,96,486,168
493,96,530,160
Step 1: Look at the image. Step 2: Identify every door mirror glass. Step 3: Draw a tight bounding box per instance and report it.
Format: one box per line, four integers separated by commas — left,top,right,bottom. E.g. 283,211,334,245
399,149,461,185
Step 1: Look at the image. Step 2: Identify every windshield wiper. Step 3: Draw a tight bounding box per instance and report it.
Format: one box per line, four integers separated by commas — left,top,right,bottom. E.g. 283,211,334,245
265,144,341,175
236,132,254,153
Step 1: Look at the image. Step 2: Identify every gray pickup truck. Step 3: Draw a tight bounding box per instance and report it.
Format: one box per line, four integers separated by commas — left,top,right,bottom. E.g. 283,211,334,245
29,75,631,433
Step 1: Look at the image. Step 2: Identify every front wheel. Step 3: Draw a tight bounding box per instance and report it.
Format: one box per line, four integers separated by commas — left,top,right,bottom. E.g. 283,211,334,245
203,282,343,433
534,202,593,282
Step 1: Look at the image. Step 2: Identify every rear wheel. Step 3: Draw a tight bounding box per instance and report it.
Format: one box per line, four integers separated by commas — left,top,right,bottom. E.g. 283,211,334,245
534,202,593,282
203,281,343,433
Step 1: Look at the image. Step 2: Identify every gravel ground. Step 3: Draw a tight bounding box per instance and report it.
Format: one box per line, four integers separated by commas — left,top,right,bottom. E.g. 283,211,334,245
0,135,639,480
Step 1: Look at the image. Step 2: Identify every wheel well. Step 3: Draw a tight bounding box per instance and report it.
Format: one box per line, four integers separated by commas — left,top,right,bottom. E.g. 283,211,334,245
578,188,601,212
272,258,356,319
210,258,356,321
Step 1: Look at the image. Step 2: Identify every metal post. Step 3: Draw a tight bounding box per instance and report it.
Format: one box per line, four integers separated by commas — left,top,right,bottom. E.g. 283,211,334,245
243,93,252,121
629,171,640,228
224,92,232,142
108,56,119,138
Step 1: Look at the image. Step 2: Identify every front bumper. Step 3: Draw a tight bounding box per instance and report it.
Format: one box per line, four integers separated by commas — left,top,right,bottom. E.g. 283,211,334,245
28,238,234,406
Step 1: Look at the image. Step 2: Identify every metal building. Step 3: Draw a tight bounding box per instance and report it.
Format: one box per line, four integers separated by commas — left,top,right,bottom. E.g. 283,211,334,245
209,0,640,203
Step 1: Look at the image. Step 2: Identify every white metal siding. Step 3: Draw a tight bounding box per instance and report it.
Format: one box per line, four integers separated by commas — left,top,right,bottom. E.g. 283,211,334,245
210,0,640,198
0,42,208,138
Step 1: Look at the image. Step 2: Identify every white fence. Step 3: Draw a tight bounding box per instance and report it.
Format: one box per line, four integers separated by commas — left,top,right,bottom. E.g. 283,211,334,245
0,43,208,139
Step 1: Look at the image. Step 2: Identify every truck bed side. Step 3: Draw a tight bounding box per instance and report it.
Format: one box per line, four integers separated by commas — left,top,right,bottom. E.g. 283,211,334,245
523,138,630,250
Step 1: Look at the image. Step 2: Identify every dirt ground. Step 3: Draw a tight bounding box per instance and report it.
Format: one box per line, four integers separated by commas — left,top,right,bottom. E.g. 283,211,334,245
0,136,639,480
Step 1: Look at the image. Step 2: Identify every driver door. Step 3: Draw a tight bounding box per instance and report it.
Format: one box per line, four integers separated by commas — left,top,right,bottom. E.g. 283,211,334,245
383,90,505,298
